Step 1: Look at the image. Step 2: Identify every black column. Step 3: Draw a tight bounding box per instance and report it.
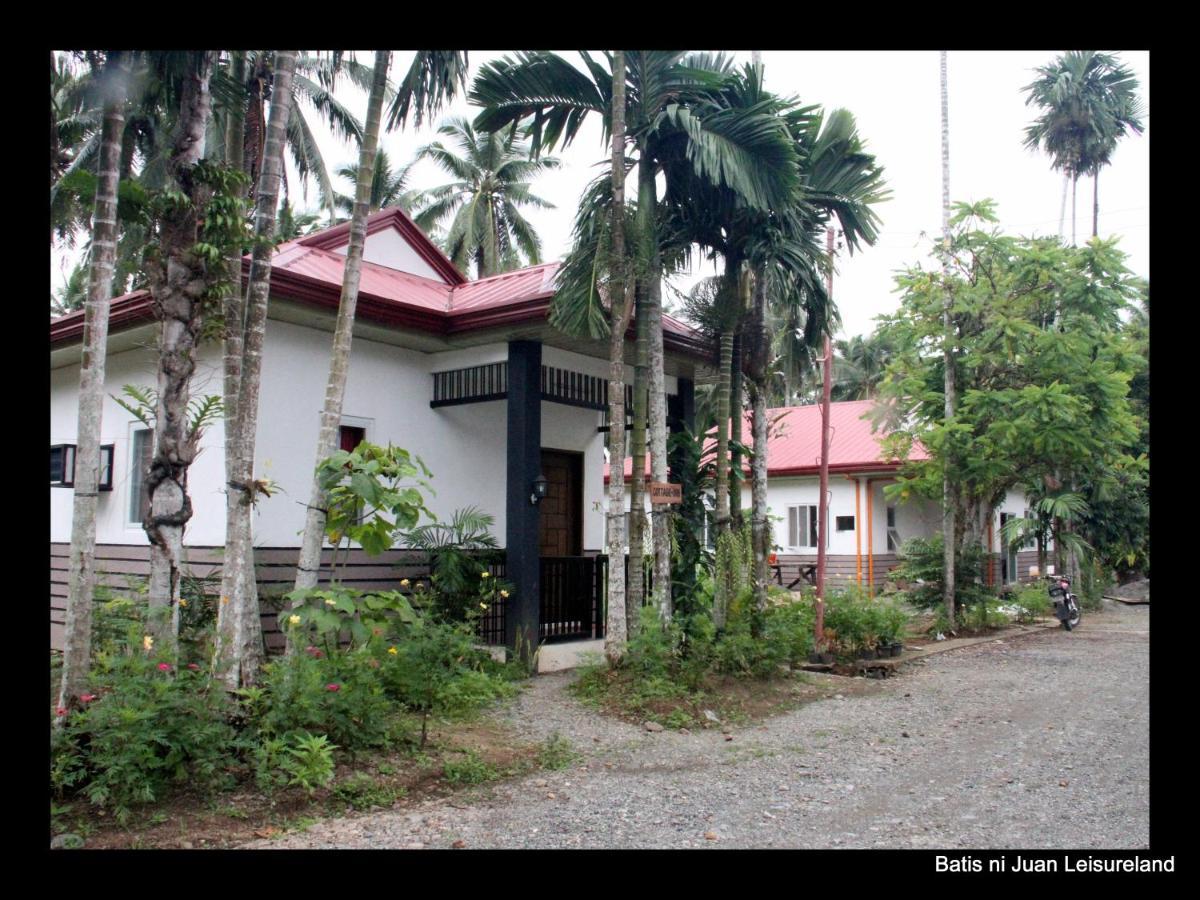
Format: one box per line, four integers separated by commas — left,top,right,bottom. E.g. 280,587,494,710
668,378,698,603
505,340,542,655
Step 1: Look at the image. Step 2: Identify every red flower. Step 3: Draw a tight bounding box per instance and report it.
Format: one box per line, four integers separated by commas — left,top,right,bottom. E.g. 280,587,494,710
80,694,97,703
158,663,172,672
305,646,324,659
326,683,341,692
55,706,68,717
186,663,201,671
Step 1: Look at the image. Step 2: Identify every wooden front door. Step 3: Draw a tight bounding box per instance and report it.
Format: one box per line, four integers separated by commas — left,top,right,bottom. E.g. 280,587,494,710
538,449,582,557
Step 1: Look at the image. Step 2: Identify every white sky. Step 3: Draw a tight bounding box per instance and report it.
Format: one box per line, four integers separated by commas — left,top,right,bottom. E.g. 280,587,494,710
51,50,1149,340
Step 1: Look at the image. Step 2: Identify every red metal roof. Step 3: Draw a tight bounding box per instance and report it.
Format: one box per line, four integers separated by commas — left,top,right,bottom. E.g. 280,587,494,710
607,399,928,481
50,206,711,361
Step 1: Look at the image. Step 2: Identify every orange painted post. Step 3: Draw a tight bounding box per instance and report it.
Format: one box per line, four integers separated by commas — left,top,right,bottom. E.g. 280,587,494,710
867,478,874,596
854,478,862,585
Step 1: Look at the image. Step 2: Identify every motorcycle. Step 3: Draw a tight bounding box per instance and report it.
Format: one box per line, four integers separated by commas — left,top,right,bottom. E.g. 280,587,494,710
1046,574,1081,631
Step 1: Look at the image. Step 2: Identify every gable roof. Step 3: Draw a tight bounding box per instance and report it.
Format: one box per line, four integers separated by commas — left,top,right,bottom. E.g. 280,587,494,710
295,205,466,285
607,399,928,481
50,206,711,359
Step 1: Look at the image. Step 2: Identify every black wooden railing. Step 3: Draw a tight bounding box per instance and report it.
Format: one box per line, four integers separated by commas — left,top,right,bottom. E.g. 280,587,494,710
476,554,654,646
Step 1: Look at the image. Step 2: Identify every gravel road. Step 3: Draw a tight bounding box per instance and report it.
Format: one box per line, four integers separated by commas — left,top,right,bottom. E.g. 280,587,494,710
245,600,1149,849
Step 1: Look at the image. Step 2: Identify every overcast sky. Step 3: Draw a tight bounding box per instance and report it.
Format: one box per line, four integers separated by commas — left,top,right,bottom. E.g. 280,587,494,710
51,50,1150,340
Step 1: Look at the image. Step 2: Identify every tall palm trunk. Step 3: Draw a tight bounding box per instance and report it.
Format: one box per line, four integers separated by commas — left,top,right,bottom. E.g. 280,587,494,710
1070,172,1078,246
214,51,297,690
144,51,217,652
645,231,672,621
57,51,128,714
627,285,647,626
713,330,733,630
1058,173,1069,240
729,332,744,529
747,268,771,629
1092,171,1100,238
604,50,630,665
940,50,957,627
293,51,390,610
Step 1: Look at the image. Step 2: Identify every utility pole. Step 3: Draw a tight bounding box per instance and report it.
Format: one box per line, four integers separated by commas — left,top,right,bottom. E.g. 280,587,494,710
815,227,835,650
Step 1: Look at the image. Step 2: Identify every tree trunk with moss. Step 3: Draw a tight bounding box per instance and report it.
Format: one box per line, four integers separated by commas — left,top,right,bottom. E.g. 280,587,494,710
746,270,772,628
143,51,217,652
627,285,648,630
940,50,957,628
293,52,391,612
712,329,733,630
58,51,128,714
214,50,296,689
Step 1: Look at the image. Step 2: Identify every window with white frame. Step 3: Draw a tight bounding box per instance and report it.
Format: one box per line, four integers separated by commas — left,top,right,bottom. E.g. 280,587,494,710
786,504,820,549
129,429,153,524
886,505,901,551
50,444,114,490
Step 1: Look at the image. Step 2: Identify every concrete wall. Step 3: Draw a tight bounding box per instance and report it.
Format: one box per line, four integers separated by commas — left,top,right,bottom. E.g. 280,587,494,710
50,319,619,553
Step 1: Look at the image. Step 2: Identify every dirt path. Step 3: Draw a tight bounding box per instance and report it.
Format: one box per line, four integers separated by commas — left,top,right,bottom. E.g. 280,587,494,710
244,601,1149,849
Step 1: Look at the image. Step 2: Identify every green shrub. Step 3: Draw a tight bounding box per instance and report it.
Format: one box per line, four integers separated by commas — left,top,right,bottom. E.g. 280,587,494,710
889,534,992,611
1011,584,1051,623
251,647,393,752
537,733,578,770
381,621,514,748
52,654,238,823
253,731,335,796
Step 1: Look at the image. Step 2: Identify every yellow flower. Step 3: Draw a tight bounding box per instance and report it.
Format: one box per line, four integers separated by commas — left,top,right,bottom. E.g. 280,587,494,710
388,646,398,655
143,635,154,651
480,602,489,610
324,598,337,607
178,598,188,608
400,579,411,588
500,590,510,598
415,582,424,591
220,595,230,605
288,614,301,626
481,571,491,579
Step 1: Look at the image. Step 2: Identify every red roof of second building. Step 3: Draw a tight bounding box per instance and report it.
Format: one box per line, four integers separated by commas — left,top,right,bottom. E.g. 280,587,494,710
608,399,928,480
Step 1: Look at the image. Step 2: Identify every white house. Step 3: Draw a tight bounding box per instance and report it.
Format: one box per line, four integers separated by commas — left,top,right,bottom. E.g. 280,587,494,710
609,399,1043,592
50,207,714,652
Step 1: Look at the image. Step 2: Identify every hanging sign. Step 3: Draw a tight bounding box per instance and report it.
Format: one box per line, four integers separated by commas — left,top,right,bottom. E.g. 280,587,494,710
649,482,683,504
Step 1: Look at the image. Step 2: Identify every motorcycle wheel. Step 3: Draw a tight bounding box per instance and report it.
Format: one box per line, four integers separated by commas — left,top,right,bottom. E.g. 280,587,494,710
1062,597,1081,631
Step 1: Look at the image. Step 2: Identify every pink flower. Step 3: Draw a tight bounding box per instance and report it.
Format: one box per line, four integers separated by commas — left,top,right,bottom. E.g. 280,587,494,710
326,683,341,692
305,646,324,659
158,663,172,672
186,663,201,671
55,706,68,717
80,694,97,703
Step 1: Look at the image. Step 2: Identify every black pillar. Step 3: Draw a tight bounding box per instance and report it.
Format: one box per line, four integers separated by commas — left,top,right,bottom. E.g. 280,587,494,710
668,378,698,603
505,340,542,655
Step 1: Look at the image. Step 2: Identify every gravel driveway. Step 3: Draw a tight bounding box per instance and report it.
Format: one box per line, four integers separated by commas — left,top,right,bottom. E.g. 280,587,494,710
245,600,1149,849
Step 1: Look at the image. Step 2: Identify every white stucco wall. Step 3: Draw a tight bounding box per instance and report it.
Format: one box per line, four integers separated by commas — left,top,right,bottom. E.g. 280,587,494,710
50,336,228,546
334,227,445,282
52,321,614,553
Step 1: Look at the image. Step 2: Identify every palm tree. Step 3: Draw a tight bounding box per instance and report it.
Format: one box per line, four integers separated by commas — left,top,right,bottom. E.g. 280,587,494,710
57,50,129,716
411,117,560,278
475,51,799,620
831,332,894,400
214,50,298,691
293,51,469,604
334,149,420,216
1023,51,1145,243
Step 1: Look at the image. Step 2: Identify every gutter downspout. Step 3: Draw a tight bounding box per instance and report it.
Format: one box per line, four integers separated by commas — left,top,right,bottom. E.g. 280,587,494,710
854,477,862,585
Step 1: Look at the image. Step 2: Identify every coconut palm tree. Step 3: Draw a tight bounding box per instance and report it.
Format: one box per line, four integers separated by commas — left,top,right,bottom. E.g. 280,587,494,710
1023,51,1145,243
411,117,560,278
333,149,420,216
293,51,469,604
57,50,129,716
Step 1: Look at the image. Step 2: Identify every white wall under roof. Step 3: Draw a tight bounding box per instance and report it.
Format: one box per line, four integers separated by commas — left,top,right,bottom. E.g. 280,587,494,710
333,226,446,282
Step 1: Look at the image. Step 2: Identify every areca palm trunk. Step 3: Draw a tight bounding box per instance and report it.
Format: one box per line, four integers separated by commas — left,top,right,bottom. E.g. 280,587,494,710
713,329,733,630
1093,172,1099,238
144,50,217,652
940,50,957,627
604,50,630,665
215,50,296,689
645,242,672,621
627,286,647,627
729,332,744,529
1058,173,1069,240
58,51,128,714
293,51,390,611
747,269,771,628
